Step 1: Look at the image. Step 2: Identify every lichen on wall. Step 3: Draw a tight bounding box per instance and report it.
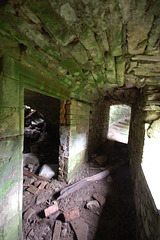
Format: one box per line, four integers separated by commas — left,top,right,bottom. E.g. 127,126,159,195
0,60,23,240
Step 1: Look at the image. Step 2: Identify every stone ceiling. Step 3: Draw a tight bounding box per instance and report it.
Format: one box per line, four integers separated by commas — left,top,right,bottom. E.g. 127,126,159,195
0,0,160,102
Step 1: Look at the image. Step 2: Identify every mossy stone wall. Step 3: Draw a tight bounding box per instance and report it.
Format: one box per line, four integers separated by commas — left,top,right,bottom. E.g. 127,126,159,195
0,61,23,240
0,55,73,239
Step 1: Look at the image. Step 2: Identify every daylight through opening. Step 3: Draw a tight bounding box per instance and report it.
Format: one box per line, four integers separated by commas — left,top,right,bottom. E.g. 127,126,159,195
107,104,131,144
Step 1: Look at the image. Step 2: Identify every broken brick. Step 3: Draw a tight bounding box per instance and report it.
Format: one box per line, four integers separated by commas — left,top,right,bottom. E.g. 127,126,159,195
63,208,80,222
70,218,88,240
44,203,59,217
38,181,48,190
34,180,41,187
23,178,36,187
27,185,39,194
52,220,62,240
93,193,106,206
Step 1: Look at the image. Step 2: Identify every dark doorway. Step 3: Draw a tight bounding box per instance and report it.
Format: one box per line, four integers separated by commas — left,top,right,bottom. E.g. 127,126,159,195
23,88,60,173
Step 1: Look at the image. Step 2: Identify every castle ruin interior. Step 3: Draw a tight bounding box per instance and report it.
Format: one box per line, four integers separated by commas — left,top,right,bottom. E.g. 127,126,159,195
0,0,160,239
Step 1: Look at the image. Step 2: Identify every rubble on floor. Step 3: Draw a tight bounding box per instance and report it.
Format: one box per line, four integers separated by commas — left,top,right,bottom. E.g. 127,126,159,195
23,160,136,240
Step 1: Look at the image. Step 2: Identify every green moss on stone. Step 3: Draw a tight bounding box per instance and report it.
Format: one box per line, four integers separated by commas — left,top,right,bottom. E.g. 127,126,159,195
110,26,122,56
26,1,75,46
116,56,125,86
69,43,88,65
2,213,22,240
0,154,21,200
62,58,84,77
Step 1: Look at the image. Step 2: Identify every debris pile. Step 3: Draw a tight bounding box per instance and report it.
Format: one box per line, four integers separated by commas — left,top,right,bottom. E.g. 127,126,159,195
23,160,135,240
24,106,58,165
23,173,107,240
23,162,110,240
23,106,59,191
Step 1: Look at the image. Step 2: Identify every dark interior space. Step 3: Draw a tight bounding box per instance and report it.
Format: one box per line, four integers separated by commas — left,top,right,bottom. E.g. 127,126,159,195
24,88,60,166
1,0,160,239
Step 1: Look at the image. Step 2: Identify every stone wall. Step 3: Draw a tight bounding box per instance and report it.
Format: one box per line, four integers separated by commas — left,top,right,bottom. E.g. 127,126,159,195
0,60,24,239
88,101,110,156
59,100,90,182
0,55,73,239
129,88,159,240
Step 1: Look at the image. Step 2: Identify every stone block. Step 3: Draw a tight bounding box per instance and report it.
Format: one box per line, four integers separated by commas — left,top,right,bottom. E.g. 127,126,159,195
147,119,160,139
127,14,154,54
0,155,21,199
0,136,22,163
52,220,62,240
2,56,20,80
0,107,21,138
0,182,20,227
133,63,160,77
110,24,123,56
69,42,88,65
0,76,20,108
70,218,88,240
39,164,58,179
27,1,76,46
116,56,125,86
1,212,22,240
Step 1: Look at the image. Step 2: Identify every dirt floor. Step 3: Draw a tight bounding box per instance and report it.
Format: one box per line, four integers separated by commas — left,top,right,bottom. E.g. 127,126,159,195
23,144,136,240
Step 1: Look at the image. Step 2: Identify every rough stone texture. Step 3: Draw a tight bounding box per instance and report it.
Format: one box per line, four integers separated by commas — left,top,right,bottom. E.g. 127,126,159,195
88,102,110,156
0,0,160,239
59,100,90,182
129,88,159,240
147,118,160,138
0,0,159,101
0,63,23,239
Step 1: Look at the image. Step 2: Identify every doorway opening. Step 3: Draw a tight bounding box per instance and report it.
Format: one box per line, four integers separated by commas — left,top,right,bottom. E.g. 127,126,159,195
107,104,131,144
23,88,60,179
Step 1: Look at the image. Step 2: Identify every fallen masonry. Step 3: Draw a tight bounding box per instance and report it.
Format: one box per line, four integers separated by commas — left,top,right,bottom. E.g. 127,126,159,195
22,160,136,240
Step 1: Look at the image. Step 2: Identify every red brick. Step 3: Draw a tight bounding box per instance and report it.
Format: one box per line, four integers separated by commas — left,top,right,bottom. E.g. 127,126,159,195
52,220,62,240
38,181,48,190
60,114,65,118
34,180,41,187
63,208,80,222
44,203,59,217
66,100,71,105
60,119,65,124
60,108,65,114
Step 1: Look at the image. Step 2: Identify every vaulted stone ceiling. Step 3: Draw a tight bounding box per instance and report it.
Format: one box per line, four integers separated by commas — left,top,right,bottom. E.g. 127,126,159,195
0,0,160,102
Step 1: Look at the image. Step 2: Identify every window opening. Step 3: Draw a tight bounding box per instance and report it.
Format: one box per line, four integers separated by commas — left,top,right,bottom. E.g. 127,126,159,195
107,104,131,144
